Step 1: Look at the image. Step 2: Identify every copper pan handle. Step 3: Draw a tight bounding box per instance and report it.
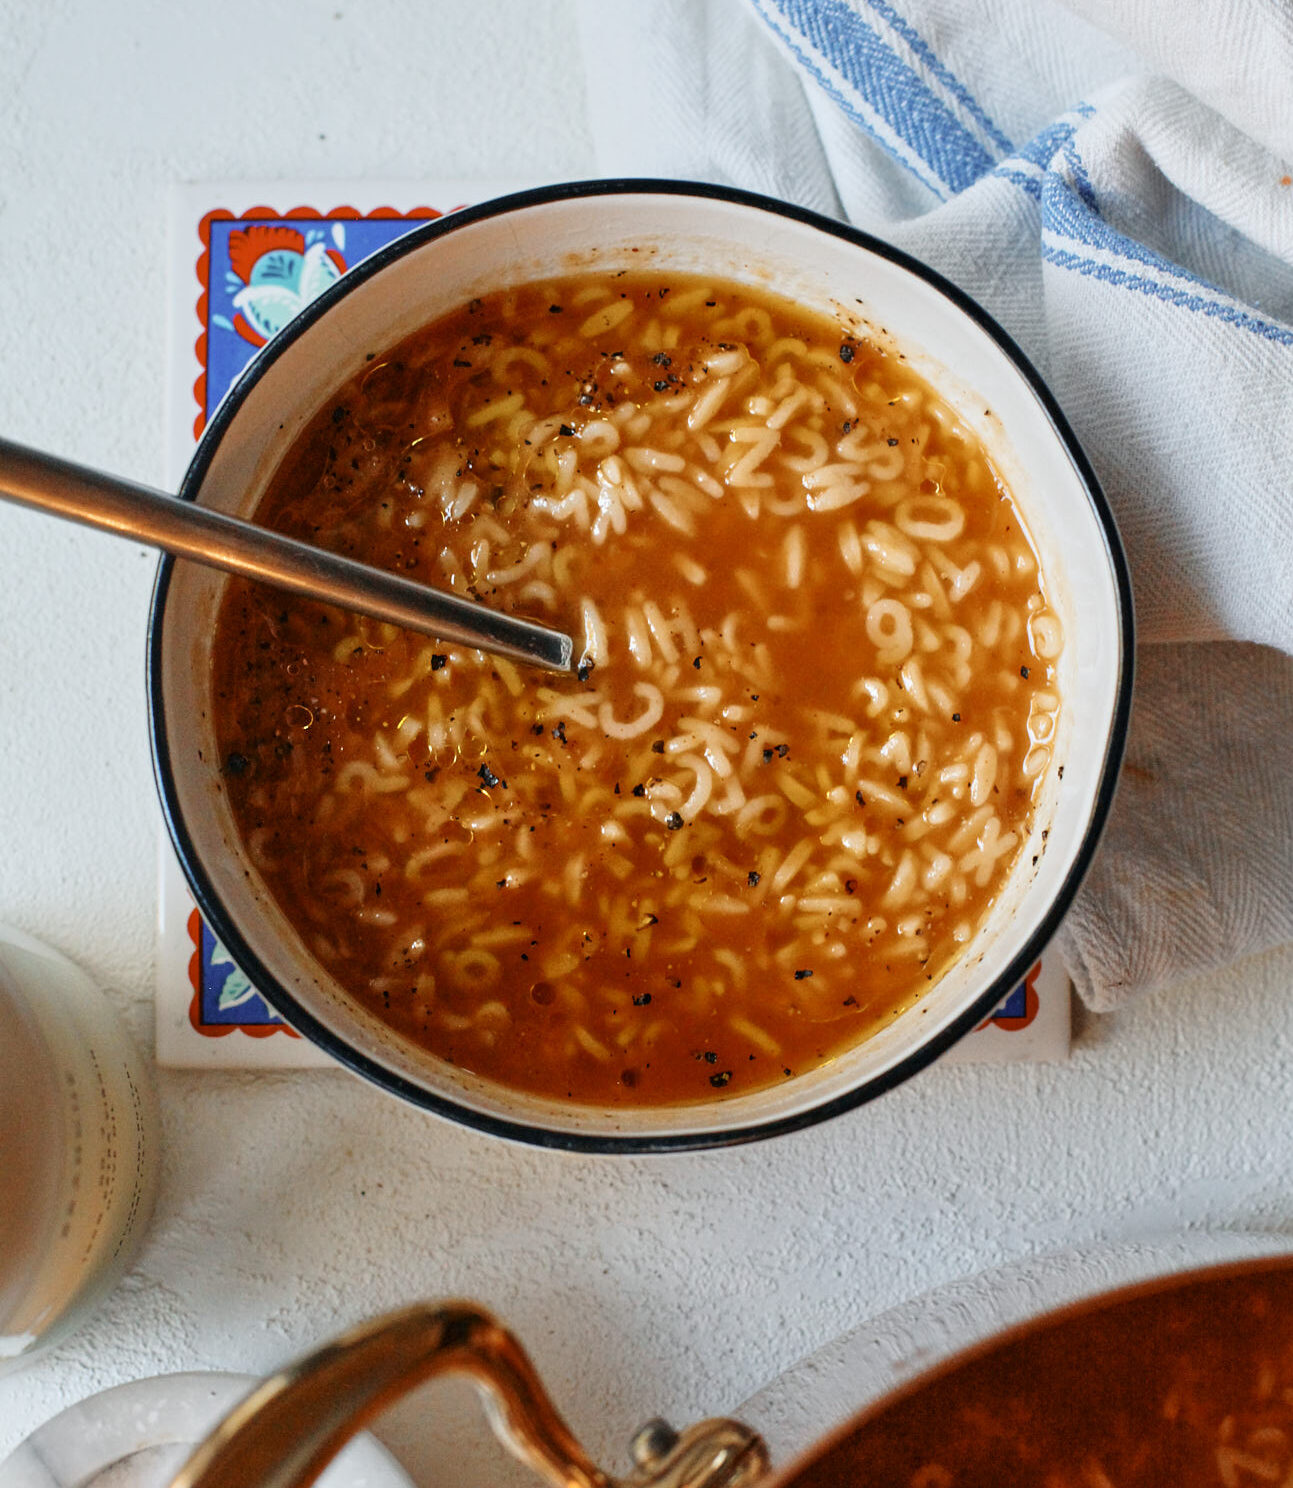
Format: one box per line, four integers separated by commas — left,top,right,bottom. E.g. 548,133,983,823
168,1301,769,1488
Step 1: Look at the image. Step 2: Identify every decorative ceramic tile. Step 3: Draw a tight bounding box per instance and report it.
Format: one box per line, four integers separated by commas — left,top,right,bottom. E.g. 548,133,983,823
158,182,521,1068
155,182,1069,1069
940,951,1069,1064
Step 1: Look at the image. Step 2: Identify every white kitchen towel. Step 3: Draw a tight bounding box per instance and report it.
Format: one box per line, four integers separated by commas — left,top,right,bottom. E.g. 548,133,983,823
576,0,1293,1008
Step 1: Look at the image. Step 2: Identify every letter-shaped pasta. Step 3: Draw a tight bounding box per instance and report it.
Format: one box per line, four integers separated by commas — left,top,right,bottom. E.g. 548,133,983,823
1029,609,1064,660
676,755,715,817
579,419,620,459
780,426,829,474
866,598,914,664
491,346,549,382
882,850,918,909
578,299,634,337
598,682,665,739
580,597,608,667
895,494,966,542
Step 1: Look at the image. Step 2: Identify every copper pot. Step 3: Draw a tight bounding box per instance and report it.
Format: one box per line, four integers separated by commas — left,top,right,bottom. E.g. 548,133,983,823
171,1255,1293,1488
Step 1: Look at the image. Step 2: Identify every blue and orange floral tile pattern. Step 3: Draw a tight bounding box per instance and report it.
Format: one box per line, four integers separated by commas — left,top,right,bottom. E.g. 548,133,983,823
187,204,443,1037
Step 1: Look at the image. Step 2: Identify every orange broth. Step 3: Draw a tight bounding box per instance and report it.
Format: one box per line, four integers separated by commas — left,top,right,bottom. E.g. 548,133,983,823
791,1262,1293,1488
212,272,1062,1105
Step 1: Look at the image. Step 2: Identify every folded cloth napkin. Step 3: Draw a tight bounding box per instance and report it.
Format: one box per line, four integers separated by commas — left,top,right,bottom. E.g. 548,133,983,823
576,0,1293,1009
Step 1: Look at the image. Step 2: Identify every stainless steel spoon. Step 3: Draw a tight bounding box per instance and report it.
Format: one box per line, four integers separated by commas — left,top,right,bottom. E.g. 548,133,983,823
0,437,575,673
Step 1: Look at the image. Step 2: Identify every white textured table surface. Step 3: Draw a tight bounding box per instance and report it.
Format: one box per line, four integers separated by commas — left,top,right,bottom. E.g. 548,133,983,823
2,2,1291,1482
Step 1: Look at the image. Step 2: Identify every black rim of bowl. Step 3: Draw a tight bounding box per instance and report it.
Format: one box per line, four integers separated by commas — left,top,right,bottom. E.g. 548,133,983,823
147,178,1135,1154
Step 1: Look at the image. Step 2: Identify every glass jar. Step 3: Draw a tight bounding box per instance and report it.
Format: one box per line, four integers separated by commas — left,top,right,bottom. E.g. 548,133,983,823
0,924,158,1369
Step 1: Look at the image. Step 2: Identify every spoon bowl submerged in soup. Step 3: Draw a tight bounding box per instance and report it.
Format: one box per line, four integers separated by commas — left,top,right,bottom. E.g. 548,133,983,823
210,271,1062,1108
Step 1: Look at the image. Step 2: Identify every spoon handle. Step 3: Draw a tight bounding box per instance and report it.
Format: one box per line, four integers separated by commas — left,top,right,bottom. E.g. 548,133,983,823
0,438,574,673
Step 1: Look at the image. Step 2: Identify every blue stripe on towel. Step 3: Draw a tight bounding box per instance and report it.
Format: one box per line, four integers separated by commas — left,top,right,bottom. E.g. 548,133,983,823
860,0,1014,154
751,0,946,196
1041,245,1293,345
997,124,1260,323
1013,117,1080,171
993,106,1097,191
992,165,1043,199
1060,138,1100,212
747,5,1290,344
1042,173,1228,298
759,0,997,194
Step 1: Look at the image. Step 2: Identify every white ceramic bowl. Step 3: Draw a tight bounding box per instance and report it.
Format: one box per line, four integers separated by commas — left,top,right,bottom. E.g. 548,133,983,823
148,181,1133,1151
